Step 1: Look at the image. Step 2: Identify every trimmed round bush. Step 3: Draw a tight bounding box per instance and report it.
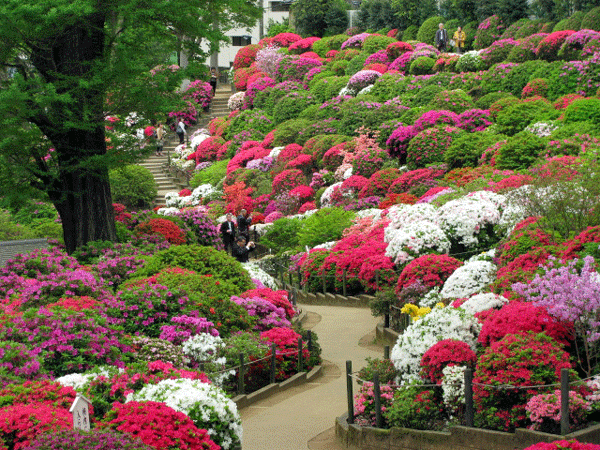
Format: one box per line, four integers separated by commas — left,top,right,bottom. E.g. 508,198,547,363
402,25,418,41
536,30,576,61
563,97,600,125
455,51,484,72
445,133,507,169
406,125,464,169
409,56,435,75
416,16,446,46
430,89,474,114
363,35,397,54
110,165,157,209
496,131,546,170
506,33,547,63
273,91,315,124
479,39,518,68
581,6,600,31
297,207,355,249
474,16,505,50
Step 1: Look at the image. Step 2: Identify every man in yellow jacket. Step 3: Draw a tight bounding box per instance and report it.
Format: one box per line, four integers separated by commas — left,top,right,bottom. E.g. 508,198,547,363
453,26,466,54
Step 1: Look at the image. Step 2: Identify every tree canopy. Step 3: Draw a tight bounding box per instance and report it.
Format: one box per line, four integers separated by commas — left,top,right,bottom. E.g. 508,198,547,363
0,0,260,253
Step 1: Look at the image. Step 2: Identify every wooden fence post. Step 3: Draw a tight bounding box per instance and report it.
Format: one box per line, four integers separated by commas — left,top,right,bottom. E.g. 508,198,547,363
346,361,354,424
270,343,276,385
561,368,570,435
465,368,474,427
238,353,245,395
374,373,382,428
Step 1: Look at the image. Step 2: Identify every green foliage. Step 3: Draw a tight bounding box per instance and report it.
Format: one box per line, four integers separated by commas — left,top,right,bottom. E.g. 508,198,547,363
495,99,558,135
416,16,446,45
273,91,316,125
445,133,508,169
411,85,444,107
430,89,474,113
310,76,344,102
330,60,349,75
345,53,369,76
324,75,351,99
474,15,505,49
409,56,435,75
224,108,274,139
384,386,445,430
496,131,546,170
272,118,315,146
0,210,37,241
291,0,348,37
297,207,355,249
402,25,419,40
190,159,228,188
357,357,398,385
260,217,304,254
501,18,531,39
407,125,465,169
134,244,254,292
564,11,585,31
358,0,399,31
455,52,484,72
475,92,515,109
266,18,293,37
312,34,348,57
363,35,397,54
496,0,529,25
581,6,600,31
564,98,600,125
552,18,570,31
514,20,544,39
369,73,408,101
109,165,157,209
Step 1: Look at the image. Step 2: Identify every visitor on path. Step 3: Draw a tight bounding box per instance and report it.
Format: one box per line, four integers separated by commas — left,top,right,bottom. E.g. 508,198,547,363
209,67,219,95
237,209,253,241
435,23,448,52
232,236,255,263
176,119,186,145
453,26,466,54
220,213,237,255
155,123,165,156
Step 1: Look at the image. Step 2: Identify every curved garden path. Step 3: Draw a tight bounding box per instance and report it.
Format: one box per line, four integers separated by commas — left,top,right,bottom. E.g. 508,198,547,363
239,304,381,450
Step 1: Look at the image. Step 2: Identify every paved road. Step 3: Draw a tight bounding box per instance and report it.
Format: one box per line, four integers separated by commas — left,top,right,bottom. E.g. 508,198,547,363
239,304,382,450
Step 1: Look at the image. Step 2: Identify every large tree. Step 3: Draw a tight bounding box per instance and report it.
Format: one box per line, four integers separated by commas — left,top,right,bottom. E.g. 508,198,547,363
0,0,259,253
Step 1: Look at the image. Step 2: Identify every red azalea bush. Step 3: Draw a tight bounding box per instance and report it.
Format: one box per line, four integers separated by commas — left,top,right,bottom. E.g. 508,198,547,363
299,201,317,213
478,301,573,348
258,327,312,380
522,78,549,99
288,37,320,54
492,247,553,298
178,189,192,197
271,169,304,194
561,225,600,260
342,175,370,194
420,339,477,384
286,154,315,177
100,401,219,450
233,66,259,90
490,173,534,192
554,93,585,110
396,254,462,294
364,62,388,73
323,143,347,171
226,146,270,174
188,136,226,164
239,288,295,319
46,295,100,311
289,184,315,202
277,143,304,165
379,193,419,208
113,203,132,225
233,44,259,69
536,30,576,61
0,380,85,412
387,168,446,195
271,32,302,48
0,403,72,450
135,219,186,245
386,41,413,59
474,332,574,431
358,168,401,198
495,217,552,268
208,117,229,137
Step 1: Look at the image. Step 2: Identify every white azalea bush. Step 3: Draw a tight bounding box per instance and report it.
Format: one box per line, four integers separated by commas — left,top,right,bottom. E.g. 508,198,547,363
439,260,497,299
57,366,121,390
458,292,508,315
243,261,278,289
320,182,343,208
228,91,245,110
437,195,502,251
384,203,439,241
385,220,451,266
182,334,234,387
127,378,242,450
164,184,220,208
441,365,467,416
390,306,480,383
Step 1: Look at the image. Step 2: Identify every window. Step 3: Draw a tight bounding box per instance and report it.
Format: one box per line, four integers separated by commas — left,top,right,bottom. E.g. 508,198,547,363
231,36,252,46
270,1,291,11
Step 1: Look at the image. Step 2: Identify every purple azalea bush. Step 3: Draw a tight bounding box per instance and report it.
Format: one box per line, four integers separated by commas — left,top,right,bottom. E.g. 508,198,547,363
159,314,219,345
230,296,290,331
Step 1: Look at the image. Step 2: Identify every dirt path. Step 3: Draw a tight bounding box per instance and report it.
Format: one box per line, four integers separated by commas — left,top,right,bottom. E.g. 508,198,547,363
239,304,383,450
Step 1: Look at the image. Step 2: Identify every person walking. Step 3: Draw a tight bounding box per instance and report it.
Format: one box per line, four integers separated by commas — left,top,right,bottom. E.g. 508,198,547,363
435,23,448,52
175,119,186,145
155,123,165,156
220,213,237,255
209,67,219,95
453,26,466,54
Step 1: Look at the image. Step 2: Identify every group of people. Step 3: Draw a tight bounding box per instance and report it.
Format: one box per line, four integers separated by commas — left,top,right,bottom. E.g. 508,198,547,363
219,209,256,263
435,23,466,53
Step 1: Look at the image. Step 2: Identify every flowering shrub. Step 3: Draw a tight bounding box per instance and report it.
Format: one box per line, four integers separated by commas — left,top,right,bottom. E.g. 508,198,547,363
228,92,245,111
413,110,459,132
359,168,401,198
128,379,241,449
175,209,222,249
347,70,381,92
354,382,395,427
474,332,574,431
230,296,290,331
101,401,219,450
23,429,155,450
0,340,43,380
480,39,518,67
135,218,187,245
271,32,302,48
239,288,295,319
0,403,72,450
523,441,600,450
233,44,259,69
439,260,496,299
388,168,445,195
420,339,476,384
457,109,492,132
386,41,413,59
526,390,590,433
259,327,312,380
384,386,446,430
474,16,505,50
288,37,320,54
406,125,463,169
159,315,219,345
396,254,462,294
341,33,371,50
183,80,213,109
537,30,576,61
271,169,304,194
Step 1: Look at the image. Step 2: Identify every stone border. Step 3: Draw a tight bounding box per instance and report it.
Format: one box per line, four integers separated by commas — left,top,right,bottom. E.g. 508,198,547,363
294,290,373,308
335,413,600,450
375,322,399,347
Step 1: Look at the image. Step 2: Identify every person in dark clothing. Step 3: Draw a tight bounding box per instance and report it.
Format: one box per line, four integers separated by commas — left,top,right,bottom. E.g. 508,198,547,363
232,236,255,263
237,209,253,241
435,23,448,52
220,213,237,255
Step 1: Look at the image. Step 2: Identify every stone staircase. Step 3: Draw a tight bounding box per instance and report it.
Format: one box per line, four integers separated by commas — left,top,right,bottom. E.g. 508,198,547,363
138,84,234,206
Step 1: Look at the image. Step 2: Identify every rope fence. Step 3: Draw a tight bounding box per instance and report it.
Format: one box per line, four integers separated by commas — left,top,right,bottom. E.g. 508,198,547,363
345,346,597,435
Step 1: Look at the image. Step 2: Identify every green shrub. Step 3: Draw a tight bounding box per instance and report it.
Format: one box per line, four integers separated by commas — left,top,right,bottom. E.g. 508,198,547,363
552,18,569,32
581,6,600,31
313,34,347,56
0,210,37,241
30,221,63,240
325,75,351,99
430,89,474,113
402,25,419,41
495,99,558,135
109,165,157,209
416,16,446,45
330,60,349,75
445,133,507,169
223,108,274,140
501,18,530,39
310,75,343,102
475,92,515,109
563,11,585,31
455,52,484,72
400,106,431,125
474,15,505,50
496,131,546,170
260,217,303,254
410,85,443,107
369,72,408,101
546,60,590,100
273,91,316,124
190,159,228,188
345,53,369,76
10,200,58,226
463,21,479,51
363,35,396,54
409,56,435,75
272,118,314,146
384,385,445,430
406,125,464,169
563,97,600,125
514,20,544,39
308,69,336,88
549,121,600,140
133,244,254,292
297,207,355,249
506,34,546,63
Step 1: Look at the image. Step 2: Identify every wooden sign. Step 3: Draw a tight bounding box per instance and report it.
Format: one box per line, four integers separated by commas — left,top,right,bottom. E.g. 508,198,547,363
69,393,92,431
